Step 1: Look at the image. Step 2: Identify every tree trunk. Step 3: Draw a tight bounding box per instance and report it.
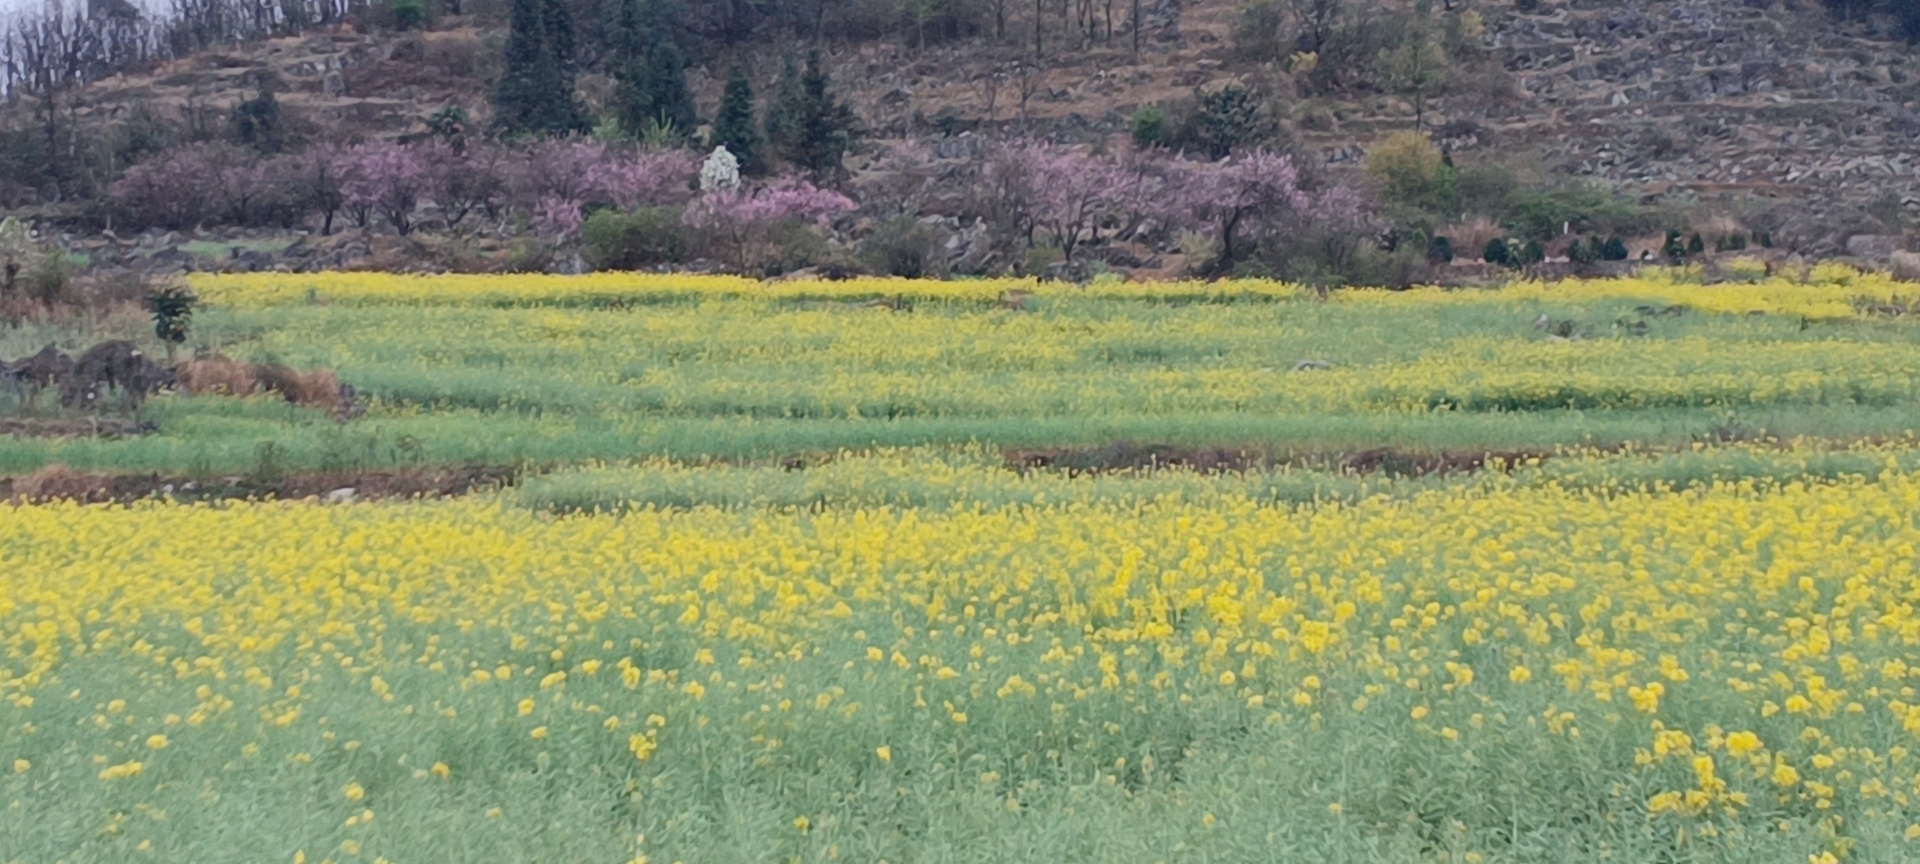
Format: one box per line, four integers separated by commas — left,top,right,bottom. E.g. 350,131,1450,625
1035,0,1044,56
1132,0,1141,55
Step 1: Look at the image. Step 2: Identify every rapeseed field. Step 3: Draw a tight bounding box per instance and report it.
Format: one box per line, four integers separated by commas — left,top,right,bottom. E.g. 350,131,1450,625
7,446,1920,861
6,272,1920,861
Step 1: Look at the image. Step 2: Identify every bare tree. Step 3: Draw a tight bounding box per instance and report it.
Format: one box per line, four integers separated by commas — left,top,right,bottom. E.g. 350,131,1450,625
1015,61,1041,121
972,67,1004,121
1033,0,1043,56
1290,0,1347,53
1131,0,1141,55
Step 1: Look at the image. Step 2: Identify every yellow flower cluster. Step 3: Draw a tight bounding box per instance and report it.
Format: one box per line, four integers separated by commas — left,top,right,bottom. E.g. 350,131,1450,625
189,265,1909,321
187,272,1307,307
1339,263,1913,321
5,445,1920,843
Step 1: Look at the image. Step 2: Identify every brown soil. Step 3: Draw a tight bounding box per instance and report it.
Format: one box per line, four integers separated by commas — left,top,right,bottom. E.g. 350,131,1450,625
1,463,520,505
1003,442,1547,478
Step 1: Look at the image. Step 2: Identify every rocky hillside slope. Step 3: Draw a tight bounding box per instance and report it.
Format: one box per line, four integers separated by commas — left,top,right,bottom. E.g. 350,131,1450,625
6,0,1918,255
1481,0,1920,253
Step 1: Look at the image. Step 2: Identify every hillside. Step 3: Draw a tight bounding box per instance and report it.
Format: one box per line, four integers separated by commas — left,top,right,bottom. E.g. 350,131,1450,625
2,0,1917,267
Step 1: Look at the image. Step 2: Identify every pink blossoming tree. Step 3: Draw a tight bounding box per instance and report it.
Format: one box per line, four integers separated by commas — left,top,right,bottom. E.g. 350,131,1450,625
682,175,856,271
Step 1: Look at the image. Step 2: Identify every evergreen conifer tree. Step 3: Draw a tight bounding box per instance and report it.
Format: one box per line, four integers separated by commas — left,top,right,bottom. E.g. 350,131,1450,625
492,0,588,136
643,21,697,134
763,55,804,162
712,67,764,175
787,51,857,174
609,0,695,139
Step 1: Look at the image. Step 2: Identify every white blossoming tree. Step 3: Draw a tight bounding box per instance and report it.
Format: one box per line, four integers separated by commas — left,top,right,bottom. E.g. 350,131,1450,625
700,146,742,193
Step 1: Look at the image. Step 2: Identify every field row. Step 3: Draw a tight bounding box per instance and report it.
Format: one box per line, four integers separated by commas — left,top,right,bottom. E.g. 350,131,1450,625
187,264,1904,320
5,445,1920,860
5,267,1920,477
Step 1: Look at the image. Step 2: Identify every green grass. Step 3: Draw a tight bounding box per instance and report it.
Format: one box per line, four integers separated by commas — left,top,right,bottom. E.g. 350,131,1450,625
4,293,1919,476
8,282,1920,862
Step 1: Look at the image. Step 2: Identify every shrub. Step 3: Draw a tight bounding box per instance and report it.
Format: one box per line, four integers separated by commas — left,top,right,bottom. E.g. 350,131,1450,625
1482,236,1511,266
1503,185,1650,241
388,0,430,29
1425,235,1453,265
1179,82,1268,160
1663,229,1687,261
1365,130,1451,210
682,175,856,272
1347,242,1430,290
1715,232,1748,253
582,206,688,270
860,216,947,278
1131,106,1167,150
1687,232,1706,255
22,249,73,310
1601,236,1630,261
229,90,287,154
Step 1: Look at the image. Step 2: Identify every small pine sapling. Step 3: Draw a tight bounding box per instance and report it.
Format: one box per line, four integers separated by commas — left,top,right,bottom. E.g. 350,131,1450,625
148,284,199,363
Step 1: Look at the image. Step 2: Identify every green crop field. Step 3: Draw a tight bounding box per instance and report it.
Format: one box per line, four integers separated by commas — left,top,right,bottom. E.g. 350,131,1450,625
6,269,1920,863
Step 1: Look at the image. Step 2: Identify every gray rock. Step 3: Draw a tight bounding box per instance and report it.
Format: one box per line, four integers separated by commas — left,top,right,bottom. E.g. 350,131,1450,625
1845,235,1902,259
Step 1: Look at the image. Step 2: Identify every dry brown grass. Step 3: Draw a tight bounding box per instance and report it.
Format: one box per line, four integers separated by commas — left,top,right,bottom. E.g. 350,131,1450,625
251,363,344,412
7,463,112,503
1891,251,1920,283
179,358,344,412
1440,217,1504,260
176,356,261,397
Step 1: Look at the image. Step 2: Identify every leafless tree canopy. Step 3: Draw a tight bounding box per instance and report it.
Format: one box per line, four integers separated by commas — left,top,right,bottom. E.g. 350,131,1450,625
3,0,365,98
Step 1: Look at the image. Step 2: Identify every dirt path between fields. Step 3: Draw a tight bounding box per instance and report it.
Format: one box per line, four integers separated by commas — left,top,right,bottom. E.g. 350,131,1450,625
1,464,520,505
1000,442,1554,478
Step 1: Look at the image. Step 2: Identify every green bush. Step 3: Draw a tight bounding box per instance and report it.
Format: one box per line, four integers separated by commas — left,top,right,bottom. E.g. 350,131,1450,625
1179,83,1268,159
388,0,430,29
1483,237,1511,267
1346,243,1430,290
22,249,72,309
1601,236,1630,261
228,90,286,154
1503,185,1650,241
1365,131,1455,212
1663,230,1687,261
860,217,947,279
1130,106,1167,150
1425,235,1453,265
582,207,687,271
